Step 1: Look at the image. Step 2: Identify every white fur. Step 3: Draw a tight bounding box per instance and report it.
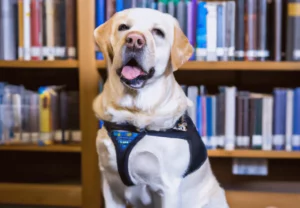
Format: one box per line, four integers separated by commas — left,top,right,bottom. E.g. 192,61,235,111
93,8,229,208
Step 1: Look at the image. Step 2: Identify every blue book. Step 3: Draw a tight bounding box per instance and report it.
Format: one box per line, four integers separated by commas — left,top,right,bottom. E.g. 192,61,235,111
123,0,132,9
196,1,207,61
293,88,300,151
206,96,213,149
95,0,105,60
273,89,286,150
116,0,124,11
196,95,202,136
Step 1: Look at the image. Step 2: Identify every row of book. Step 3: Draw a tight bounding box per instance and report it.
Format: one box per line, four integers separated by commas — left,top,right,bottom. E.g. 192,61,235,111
0,83,80,145
183,85,300,151
0,0,77,61
95,0,300,62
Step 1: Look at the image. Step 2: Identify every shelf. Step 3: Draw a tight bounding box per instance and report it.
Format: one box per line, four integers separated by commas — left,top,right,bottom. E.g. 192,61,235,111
0,144,81,152
226,190,300,208
97,60,300,71
0,60,78,68
208,149,300,159
0,182,81,207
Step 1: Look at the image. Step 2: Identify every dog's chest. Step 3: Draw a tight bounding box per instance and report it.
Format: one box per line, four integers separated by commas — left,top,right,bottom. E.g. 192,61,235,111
97,128,190,187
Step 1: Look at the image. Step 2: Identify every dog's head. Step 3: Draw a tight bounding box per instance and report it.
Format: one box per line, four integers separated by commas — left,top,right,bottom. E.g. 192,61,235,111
94,8,193,90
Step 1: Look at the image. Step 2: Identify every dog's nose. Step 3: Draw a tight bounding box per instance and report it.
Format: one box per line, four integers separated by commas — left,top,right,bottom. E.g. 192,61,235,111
126,33,145,49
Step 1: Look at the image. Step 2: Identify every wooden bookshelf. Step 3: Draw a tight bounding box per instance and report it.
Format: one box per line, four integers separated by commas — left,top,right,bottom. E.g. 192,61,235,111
0,60,78,68
208,150,300,159
97,60,300,71
0,144,81,152
0,183,81,207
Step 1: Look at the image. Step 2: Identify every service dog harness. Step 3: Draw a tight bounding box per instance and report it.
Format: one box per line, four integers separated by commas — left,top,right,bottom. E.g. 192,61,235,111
101,114,207,186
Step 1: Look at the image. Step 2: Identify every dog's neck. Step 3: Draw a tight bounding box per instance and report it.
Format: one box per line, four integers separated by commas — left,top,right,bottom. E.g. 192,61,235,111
93,72,191,131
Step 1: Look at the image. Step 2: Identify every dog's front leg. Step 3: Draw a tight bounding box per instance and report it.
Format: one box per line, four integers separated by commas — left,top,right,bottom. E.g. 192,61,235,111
159,179,182,208
102,173,127,208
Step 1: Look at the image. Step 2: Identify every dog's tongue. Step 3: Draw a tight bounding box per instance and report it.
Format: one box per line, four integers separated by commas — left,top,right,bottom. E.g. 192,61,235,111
121,66,143,80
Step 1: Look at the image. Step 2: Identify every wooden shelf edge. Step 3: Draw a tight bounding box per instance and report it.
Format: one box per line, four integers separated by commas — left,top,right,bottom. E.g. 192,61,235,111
97,60,300,71
226,190,300,208
208,149,300,159
0,183,82,207
0,60,79,68
0,144,81,152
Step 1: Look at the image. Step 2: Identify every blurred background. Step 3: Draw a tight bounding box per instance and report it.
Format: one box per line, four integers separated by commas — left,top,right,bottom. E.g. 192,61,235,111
0,0,300,207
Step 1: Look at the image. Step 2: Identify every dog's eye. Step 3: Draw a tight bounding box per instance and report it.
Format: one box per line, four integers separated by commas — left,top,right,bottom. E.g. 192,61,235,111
152,28,165,38
118,24,130,31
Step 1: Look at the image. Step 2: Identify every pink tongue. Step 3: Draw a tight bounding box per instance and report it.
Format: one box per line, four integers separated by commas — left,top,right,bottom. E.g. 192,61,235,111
121,66,143,80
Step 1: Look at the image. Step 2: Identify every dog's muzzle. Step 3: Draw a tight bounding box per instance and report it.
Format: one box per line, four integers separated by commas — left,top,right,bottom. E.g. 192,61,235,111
117,32,155,89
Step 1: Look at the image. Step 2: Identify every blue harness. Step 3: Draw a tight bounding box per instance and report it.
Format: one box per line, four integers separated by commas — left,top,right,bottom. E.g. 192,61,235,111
101,114,207,186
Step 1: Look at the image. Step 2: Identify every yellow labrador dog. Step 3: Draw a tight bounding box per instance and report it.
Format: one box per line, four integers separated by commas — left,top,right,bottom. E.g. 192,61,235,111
93,8,229,208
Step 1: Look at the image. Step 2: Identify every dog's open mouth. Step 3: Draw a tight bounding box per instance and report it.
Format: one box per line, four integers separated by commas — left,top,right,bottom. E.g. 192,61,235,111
118,58,154,89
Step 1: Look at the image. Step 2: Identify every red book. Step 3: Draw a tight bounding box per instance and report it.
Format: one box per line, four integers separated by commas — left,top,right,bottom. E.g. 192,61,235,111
30,0,42,60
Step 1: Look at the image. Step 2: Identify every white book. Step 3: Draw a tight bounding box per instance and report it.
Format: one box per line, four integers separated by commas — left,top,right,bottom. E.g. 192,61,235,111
225,86,236,150
206,2,217,61
187,86,199,125
286,90,293,151
1,0,17,60
226,1,235,60
262,96,273,150
46,0,55,60
23,0,31,60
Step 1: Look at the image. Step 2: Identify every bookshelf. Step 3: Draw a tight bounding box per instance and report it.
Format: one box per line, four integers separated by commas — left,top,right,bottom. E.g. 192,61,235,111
97,60,300,71
0,144,81,152
0,60,78,68
0,1,300,208
0,183,81,207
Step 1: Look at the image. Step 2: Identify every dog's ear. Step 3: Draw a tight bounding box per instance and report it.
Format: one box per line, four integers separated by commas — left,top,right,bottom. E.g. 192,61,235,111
170,21,194,71
94,17,115,66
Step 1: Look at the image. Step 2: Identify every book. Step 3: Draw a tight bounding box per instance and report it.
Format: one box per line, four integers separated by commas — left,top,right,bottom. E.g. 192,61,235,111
244,0,257,61
234,0,245,61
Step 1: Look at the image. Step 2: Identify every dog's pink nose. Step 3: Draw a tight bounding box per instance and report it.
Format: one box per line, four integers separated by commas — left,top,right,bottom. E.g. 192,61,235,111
126,32,145,49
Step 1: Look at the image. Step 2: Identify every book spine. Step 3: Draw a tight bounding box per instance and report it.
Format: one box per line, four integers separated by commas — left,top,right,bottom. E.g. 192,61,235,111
167,1,175,16
216,3,225,61
274,0,282,61
196,1,207,61
95,0,105,60
292,88,300,151
291,1,300,60
23,0,31,60
18,0,24,60
257,0,269,61
39,90,52,144
177,0,187,35
206,2,217,61
242,96,250,149
106,0,116,19
187,0,196,60
66,0,76,59
46,0,55,60
262,96,273,150
123,0,131,9
226,1,235,61
273,89,286,150
158,1,167,13
286,89,294,151
211,96,217,149
187,86,198,125
252,98,263,149
201,95,207,146
206,96,213,149
235,95,243,149
30,0,42,60
1,0,17,60
196,95,203,137
245,0,257,61
235,0,245,60
225,87,236,150
116,0,124,12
